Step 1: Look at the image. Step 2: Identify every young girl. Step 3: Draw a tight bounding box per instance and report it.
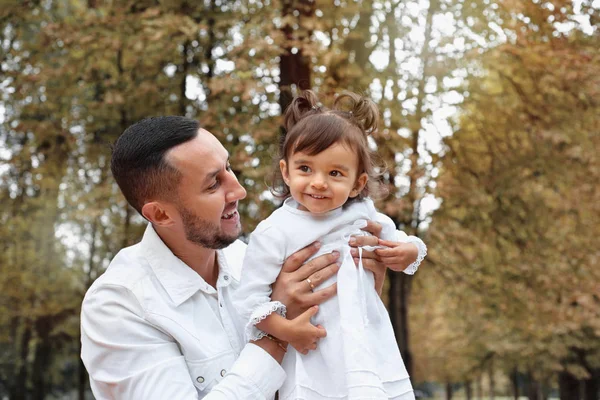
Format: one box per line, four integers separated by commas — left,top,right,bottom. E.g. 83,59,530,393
232,90,427,400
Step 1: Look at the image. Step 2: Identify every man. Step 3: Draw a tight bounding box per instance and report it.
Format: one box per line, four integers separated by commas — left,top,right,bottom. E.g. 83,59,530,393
81,116,413,399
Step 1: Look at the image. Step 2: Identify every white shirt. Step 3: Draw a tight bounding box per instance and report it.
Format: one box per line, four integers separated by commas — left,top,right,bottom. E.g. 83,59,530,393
232,198,426,400
80,224,286,399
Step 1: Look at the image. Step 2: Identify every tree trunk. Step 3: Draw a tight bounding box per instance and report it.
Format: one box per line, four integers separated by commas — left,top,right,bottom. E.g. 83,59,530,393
31,335,52,400
445,382,453,400
387,0,438,379
512,368,520,400
583,369,599,400
526,372,539,400
278,0,314,115
559,371,581,400
465,380,473,400
13,322,32,400
78,343,87,400
476,373,483,400
388,271,413,374
489,360,496,400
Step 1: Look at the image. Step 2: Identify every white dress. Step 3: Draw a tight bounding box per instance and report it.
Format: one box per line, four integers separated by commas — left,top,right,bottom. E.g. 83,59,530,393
232,198,427,400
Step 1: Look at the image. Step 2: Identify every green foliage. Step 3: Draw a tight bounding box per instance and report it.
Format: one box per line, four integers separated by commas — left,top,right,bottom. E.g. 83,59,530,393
2,0,598,397
412,3,600,390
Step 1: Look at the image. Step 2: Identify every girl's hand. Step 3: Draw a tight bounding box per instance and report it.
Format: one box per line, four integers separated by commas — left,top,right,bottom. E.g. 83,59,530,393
349,220,386,295
281,306,326,355
374,240,419,272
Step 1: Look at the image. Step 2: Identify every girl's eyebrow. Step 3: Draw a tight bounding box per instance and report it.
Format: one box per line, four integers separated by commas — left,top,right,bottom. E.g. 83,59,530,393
293,159,311,165
331,164,350,172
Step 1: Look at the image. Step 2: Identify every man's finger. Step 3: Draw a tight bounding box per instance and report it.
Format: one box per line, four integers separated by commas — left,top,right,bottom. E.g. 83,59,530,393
281,242,321,273
378,239,399,248
350,248,378,260
360,259,386,295
306,282,337,305
360,220,383,237
306,262,340,288
349,235,379,248
296,251,340,279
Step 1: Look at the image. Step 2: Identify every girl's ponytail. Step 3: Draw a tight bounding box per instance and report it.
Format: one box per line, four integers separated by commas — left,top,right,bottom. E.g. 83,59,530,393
333,92,379,135
283,90,320,132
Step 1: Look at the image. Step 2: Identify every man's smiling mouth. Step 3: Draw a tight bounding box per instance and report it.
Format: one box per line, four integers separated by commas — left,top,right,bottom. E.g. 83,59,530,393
222,210,238,219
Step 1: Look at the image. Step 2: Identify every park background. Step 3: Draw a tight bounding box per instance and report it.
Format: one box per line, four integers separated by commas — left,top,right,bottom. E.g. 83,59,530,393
1,0,598,399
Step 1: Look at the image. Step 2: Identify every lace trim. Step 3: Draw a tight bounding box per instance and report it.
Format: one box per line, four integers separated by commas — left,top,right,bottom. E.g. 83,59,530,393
245,301,287,342
402,236,427,275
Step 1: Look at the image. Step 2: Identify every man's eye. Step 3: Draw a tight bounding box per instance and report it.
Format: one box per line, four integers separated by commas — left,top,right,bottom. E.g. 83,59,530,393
208,180,220,190
226,163,232,171
299,166,311,173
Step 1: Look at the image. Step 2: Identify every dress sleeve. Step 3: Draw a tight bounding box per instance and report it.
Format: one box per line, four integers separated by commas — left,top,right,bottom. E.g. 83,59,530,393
81,284,285,400
373,212,427,275
231,225,288,342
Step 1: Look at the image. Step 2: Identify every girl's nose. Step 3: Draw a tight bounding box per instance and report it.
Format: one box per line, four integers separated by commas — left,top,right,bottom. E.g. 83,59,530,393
311,176,328,190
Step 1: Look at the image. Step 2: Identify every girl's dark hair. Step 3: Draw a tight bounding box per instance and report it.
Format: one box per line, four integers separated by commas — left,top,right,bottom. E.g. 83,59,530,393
272,90,387,203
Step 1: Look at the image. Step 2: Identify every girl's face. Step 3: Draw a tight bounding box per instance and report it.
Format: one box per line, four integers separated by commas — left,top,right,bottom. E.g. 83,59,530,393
280,142,368,214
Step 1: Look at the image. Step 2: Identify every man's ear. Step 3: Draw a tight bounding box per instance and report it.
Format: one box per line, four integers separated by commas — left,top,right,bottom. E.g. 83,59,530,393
141,201,176,227
279,160,291,186
349,173,368,198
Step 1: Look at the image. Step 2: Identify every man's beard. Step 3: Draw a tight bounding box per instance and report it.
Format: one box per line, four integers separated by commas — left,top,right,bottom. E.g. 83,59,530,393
179,205,239,249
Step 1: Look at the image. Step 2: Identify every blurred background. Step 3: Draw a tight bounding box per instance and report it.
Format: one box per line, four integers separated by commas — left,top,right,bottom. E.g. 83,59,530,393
1,0,598,399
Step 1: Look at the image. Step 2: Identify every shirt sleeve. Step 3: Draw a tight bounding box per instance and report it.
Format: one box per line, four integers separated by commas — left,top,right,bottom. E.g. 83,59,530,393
230,225,288,342
81,283,285,400
373,212,427,275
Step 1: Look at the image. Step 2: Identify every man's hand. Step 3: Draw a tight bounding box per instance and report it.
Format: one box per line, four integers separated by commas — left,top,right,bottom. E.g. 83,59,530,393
375,240,419,272
271,242,340,319
279,306,326,355
348,220,387,295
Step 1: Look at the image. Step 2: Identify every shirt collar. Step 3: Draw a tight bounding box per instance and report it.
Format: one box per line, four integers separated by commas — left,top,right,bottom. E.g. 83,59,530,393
140,224,235,307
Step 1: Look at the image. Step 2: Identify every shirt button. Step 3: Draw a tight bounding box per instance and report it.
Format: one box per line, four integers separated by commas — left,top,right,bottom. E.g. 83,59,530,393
196,376,204,383
219,302,223,307
220,369,226,377
224,275,229,281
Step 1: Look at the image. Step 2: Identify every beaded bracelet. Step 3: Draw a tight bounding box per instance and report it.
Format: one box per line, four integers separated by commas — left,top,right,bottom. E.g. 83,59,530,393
264,334,288,353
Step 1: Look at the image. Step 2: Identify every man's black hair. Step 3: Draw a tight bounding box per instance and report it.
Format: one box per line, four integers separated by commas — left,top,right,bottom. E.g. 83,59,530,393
110,116,200,214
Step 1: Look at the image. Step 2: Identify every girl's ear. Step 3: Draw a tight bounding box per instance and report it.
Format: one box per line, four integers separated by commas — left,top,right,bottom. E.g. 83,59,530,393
279,160,291,186
350,172,368,198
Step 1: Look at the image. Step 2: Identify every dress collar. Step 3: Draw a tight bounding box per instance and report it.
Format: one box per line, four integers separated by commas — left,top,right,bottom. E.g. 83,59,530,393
282,197,344,218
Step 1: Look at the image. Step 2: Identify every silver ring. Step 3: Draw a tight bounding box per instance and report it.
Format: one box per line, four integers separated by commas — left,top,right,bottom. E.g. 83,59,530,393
306,278,315,291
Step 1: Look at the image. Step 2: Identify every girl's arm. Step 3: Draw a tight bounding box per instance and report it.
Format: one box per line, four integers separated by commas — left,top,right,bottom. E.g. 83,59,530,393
256,307,326,355
231,225,325,353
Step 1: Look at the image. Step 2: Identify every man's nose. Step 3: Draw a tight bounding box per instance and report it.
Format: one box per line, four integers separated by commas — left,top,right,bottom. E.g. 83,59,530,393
226,175,247,203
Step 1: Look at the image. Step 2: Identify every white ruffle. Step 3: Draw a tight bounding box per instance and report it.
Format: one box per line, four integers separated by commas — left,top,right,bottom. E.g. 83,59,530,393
400,234,427,275
245,301,287,342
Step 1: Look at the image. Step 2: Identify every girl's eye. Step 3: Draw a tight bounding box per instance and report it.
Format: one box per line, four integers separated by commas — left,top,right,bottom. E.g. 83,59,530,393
330,170,343,177
299,166,311,173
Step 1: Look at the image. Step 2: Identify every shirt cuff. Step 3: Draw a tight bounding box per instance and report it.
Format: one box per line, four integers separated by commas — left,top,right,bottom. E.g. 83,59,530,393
230,343,286,399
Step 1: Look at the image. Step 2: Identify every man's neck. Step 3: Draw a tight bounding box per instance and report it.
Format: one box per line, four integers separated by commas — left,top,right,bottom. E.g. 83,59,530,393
154,226,219,288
